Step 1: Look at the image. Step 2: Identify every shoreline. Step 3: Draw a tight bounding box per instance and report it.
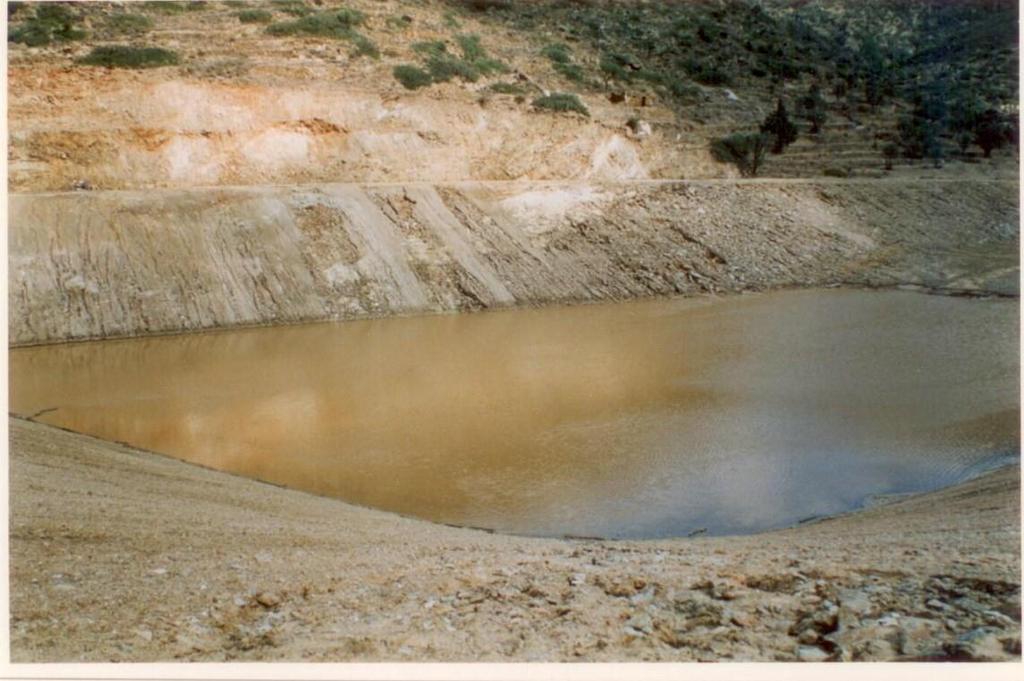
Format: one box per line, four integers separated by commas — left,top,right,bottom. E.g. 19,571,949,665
7,279,1019,351
9,416,1021,662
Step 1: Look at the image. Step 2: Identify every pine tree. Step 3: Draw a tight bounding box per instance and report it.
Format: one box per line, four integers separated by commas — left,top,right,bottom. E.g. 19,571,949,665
760,99,798,154
798,83,828,134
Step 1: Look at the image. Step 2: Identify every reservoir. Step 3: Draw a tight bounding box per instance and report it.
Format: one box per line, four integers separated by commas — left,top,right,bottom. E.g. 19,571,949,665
9,289,1019,538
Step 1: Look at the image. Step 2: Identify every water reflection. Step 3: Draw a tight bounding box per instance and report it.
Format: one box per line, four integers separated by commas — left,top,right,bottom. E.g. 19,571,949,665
10,290,1019,537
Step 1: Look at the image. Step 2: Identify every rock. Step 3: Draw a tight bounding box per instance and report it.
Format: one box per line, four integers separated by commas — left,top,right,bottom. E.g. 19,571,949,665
568,573,585,587
625,612,653,635
946,627,1011,661
895,616,942,657
729,611,753,628
71,179,92,191
798,628,820,645
982,609,1016,627
837,588,871,615
254,592,280,609
796,645,830,662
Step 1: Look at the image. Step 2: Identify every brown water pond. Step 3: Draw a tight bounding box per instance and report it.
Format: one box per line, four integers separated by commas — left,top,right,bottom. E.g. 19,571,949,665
9,289,1019,538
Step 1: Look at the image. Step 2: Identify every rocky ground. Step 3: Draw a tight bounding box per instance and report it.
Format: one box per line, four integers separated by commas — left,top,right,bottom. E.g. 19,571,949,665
8,417,1020,662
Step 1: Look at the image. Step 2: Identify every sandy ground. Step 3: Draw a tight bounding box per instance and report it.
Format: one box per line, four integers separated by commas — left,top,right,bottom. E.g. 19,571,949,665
7,417,1020,662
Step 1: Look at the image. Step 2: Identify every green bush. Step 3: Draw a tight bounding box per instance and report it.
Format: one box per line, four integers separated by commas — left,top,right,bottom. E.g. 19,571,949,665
406,35,506,85
599,52,637,81
882,142,899,169
555,62,585,82
393,64,432,90
710,132,768,177
426,55,480,83
412,40,448,57
487,81,526,95
77,45,180,69
532,92,589,116
822,166,849,178
456,33,508,76
797,83,827,134
237,9,273,24
8,2,85,47
685,59,731,86
351,34,379,59
266,8,365,39
386,14,414,30
143,1,189,14
543,43,584,82
541,43,572,64
103,12,154,36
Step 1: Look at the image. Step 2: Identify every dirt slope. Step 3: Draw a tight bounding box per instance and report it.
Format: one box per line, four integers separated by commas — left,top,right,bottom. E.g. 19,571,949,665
8,417,1020,662
9,179,1018,346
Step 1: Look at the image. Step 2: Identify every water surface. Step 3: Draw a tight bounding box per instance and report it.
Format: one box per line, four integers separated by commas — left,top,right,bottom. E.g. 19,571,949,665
9,290,1019,538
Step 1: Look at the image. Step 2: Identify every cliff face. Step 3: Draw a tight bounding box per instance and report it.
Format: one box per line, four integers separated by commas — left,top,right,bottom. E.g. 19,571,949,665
9,179,1018,346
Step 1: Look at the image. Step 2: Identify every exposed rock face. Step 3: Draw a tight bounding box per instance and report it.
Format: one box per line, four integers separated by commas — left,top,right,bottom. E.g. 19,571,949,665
9,179,1017,346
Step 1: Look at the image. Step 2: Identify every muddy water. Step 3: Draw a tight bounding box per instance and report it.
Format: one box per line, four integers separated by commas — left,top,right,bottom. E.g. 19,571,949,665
9,290,1019,538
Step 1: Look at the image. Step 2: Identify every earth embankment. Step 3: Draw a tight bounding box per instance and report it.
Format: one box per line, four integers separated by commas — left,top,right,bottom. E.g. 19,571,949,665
9,178,1018,346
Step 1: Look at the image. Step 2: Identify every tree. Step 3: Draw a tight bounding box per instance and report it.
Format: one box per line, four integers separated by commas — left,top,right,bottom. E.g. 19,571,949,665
882,142,899,170
711,132,769,177
974,108,1006,158
760,99,798,154
797,83,828,134
858,34,885,106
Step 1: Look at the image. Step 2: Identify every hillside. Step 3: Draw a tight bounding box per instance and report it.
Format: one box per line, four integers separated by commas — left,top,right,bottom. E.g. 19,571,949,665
6,0,1019,190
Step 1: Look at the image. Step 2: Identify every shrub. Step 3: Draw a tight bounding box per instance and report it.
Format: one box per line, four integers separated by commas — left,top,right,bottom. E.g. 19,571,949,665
822,166,849,178
350,34,379,59
266,8,365,39
77,45,180,69
760,99,798,154
543,43,584,82
600,52,638,81
181,57,250,79
797,83,827,134
685,59,731,86
882,142,899,169
974,108,1007,158
710,132,768,177
144,1,185,13
386,14,414,30
458,0,512,11
555,62,585,82
426,55,480,83
393,64,432,90
487,81,526,95
456,33,508,76
532,92,589,116
8,2,85,47
105,13,154,36
443,11,461,29
412,40,448,58
237,9,273,24
541,43,572,64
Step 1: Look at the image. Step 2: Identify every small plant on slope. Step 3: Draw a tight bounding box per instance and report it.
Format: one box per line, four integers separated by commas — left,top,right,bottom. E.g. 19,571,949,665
532,92,589,116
